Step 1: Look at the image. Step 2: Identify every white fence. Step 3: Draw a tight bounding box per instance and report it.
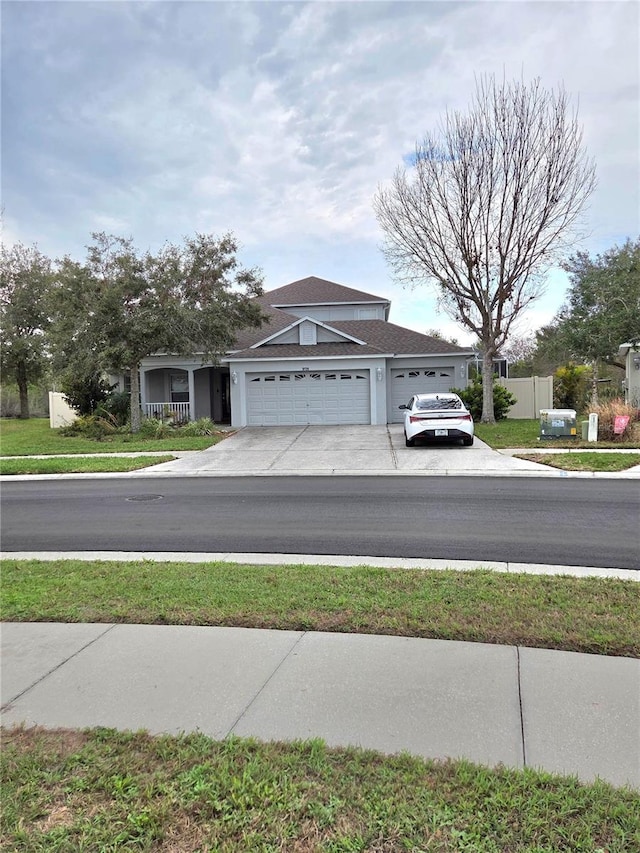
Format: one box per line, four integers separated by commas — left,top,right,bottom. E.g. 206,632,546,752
49,392,77,428
497,376,553,419
144,402,191,423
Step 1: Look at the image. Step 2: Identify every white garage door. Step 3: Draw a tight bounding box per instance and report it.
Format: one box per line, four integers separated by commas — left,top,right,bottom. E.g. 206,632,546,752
390,366,456,422
246,370,371,426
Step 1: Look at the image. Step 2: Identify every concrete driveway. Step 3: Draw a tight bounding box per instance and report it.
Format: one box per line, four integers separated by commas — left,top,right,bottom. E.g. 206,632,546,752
144,424,550,477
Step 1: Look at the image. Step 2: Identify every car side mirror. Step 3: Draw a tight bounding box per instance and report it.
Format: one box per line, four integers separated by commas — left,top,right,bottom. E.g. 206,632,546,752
398,404,408,410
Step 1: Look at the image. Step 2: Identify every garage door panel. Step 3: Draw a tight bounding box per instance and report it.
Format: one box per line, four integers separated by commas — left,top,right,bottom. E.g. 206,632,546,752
390,367,456,422
246,370,370,425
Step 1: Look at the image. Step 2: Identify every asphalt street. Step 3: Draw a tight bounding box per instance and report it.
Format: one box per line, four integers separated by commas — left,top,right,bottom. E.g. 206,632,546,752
2,476,638,569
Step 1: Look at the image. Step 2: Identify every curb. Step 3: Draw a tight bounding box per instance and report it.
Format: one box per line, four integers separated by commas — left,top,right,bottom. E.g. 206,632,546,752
2,551,637,581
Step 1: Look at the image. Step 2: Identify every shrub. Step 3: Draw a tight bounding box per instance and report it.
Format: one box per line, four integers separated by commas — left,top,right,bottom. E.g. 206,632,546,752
58,414,119,441
61,369,113,416
451,375,516,421
179,417,217,436
553,362,590,411
97,391,131,427
588,398,639,442
138,418,174,439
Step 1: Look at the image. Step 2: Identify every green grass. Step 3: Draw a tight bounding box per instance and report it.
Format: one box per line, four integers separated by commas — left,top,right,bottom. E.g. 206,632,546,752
0,417,223,456
475,418,640,449
516,452,640,472
2,727,638,851
3,560,639,657
0,455,176,475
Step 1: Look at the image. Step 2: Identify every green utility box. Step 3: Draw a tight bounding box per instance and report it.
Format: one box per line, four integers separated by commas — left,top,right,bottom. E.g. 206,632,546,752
581,420,589,440
539,409,577,439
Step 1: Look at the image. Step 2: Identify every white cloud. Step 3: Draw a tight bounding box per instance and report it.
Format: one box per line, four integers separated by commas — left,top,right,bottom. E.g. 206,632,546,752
3,0,638,334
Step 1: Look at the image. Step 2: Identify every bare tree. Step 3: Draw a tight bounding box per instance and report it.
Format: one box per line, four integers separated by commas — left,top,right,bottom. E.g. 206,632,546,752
374,75,596,421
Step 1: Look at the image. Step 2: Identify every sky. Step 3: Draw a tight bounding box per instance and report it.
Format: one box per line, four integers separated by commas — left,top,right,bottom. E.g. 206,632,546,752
2,0,638,345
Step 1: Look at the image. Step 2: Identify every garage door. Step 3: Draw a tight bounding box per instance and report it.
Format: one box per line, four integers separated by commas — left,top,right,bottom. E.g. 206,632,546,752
246,370,371,426
390,366,456,422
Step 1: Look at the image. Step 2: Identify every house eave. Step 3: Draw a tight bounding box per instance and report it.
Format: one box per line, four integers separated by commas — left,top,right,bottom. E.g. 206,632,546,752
223,353,394,364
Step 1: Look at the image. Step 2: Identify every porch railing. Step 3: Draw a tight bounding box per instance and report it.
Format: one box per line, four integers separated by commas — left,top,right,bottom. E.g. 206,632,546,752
144,402,191,424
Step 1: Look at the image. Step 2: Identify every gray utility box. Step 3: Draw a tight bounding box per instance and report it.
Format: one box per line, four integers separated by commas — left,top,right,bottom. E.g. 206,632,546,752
539,409,577,439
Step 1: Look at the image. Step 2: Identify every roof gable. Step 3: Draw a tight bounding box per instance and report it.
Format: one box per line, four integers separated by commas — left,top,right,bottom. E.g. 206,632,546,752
251,315,367,349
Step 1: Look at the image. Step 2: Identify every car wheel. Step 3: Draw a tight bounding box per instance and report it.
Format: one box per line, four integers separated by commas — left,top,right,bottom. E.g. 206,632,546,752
462,436,474,446
405,433,415,447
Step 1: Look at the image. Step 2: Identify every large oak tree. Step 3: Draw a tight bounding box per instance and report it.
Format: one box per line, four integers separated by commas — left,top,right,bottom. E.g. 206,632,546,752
51,232,264,431
374,75,596,421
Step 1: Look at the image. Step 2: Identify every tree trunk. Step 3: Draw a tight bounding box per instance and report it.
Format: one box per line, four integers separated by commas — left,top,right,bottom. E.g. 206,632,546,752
130,364,142,433
16,361,30,419
481,349,495,423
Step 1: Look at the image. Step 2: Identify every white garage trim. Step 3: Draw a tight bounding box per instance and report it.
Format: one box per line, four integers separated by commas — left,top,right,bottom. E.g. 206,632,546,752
246,370,371,426
390,366,456,422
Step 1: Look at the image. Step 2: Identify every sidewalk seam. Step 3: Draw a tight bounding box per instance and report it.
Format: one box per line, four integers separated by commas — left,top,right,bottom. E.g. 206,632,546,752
1,623,117,710
226,631,308,736
516,646,527,769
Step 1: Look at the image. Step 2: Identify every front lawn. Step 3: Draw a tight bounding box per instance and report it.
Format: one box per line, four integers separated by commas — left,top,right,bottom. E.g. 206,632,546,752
475,418,640,449
0,418,224,456
2,728,637,852
0,455,176,475
516,452,640,472
3,560,639,657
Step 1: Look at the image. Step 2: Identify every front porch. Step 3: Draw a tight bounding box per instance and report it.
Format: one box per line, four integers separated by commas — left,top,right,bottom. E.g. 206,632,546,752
141,366,230,424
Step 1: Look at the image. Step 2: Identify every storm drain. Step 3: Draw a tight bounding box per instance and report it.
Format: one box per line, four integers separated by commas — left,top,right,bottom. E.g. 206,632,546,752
125,495,164,502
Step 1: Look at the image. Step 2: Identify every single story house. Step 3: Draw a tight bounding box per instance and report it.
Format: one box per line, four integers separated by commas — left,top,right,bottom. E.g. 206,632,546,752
618,342,640,408
137,276,475,427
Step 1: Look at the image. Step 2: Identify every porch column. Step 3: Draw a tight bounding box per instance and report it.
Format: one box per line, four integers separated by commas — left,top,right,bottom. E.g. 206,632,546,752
187,368,196,421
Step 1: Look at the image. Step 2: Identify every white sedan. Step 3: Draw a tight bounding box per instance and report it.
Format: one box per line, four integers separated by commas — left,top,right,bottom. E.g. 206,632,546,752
399,393,474,447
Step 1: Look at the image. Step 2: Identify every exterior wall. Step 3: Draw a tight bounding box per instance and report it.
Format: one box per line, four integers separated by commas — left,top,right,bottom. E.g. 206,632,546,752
194,368,211,419
317,327,352,343
497,376,553,418
228,356,388,427
267,323,358,345
144,369,168,402
49,392,77,428
281,303,386,322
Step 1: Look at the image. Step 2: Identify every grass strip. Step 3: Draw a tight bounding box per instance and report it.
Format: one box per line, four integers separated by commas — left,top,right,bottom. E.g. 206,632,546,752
515,452,640,472
0,455,176,475
2,727,638,852
3,561,638,657
0,418,221,456
474,419,640,449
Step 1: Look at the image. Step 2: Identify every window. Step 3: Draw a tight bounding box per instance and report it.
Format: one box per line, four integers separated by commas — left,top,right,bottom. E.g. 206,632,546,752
416,396,462,411
170,373,189,403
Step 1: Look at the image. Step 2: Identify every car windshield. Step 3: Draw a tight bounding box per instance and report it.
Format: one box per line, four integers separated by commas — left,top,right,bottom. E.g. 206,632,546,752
415,397,462,411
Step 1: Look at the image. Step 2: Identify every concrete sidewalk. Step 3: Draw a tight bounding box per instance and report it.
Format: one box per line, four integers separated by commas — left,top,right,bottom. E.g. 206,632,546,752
2,621,638,789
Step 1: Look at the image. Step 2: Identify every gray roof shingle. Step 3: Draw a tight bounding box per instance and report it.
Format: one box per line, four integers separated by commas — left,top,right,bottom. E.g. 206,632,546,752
261,276,390,307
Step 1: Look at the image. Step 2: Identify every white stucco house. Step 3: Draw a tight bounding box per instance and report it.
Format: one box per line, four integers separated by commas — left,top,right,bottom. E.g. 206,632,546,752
618,342,640,407
136,276,475,427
